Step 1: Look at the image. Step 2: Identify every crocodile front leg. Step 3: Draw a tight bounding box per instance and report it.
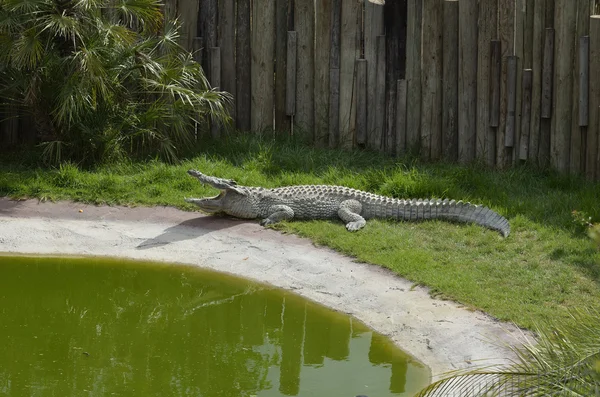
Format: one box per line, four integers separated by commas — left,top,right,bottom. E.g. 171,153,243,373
259,205,295,226
338,200,366,231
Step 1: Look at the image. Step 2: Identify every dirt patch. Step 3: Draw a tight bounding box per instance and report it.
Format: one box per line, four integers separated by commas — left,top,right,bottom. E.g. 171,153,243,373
0,198,524,380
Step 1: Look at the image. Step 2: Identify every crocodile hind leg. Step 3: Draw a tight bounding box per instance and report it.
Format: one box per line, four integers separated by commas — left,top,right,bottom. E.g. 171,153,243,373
260,205,295,226
338,200,366,231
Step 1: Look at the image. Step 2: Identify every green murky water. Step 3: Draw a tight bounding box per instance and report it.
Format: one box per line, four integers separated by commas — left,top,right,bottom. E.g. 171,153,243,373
0,256,429,397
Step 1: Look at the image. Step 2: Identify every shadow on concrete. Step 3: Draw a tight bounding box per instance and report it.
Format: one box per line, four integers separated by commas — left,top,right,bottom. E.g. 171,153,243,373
136,216,248,250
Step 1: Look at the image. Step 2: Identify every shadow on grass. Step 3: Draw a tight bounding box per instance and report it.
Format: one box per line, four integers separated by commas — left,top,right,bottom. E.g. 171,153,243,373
136,216,244,250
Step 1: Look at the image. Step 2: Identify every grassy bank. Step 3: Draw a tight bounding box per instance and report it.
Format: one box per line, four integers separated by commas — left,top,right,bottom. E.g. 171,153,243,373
1,134,599,329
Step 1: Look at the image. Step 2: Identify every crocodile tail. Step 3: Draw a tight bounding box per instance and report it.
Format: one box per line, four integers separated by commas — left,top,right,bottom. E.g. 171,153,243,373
384,198,510,237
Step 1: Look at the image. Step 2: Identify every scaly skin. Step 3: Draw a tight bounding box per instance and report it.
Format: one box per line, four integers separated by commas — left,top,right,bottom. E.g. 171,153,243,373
185,170,510,237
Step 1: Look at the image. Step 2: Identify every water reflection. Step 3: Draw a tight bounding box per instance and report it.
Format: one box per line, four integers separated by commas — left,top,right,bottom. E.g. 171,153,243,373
0,256,429,396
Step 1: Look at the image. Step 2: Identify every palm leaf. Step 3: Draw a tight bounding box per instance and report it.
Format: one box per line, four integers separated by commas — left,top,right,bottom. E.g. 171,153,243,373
416,308,600,397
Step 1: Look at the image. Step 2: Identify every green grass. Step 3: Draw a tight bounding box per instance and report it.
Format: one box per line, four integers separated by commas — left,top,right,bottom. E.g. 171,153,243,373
1,133,599,329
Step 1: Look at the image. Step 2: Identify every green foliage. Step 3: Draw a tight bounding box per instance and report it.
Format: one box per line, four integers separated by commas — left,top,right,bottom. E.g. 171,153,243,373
416,308,600,396
0,0,231,164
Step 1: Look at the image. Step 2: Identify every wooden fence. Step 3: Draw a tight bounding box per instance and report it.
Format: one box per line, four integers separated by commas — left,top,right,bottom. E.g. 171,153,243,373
189,0,600,179
3,0,600,180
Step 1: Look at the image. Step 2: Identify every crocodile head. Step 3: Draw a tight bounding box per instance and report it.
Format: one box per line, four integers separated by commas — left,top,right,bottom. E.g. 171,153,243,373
186,170,258,219
186,190,228,214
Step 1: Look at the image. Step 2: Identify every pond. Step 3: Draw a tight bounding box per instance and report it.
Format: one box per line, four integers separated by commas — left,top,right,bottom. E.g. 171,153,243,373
0,256,429,397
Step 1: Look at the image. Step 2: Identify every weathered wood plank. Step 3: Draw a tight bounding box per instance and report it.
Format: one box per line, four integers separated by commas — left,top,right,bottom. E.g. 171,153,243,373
219,0,235,119
551,0,576,172
286,31,297,116
210,46,221,138
443,0,459,162
384,1,406,154
505,56,518,148
421,0,443,160
570,1,591,173
477,0,497,165
589,16,600,179
524,0,535,69
406,0,423,153
193,37,203,65
355,59,367,145
396,79,408,155
370,35,386,151
458,0,478,163
251,0,276,132
179,0,200,50
236,0,251,131
513,0,526,165
274,0,291,132
520,69,533,160
539,27,554,166
328,0,341,148
200,0,217,72
579,36,590,127
338,0,361,149
529,0,546,163
364,1,385,150
314,0,332,146
497,0,515,167
490,41,502,128
294,0,315,134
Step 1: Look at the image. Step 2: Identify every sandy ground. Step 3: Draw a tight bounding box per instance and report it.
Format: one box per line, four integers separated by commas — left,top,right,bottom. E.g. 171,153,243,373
0,198,525,380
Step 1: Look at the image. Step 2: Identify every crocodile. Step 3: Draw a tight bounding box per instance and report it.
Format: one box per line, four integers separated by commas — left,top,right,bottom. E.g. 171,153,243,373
185,170,510,237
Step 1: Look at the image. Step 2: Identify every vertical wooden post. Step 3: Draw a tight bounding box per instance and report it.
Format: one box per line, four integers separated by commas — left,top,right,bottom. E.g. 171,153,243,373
274,0,291,132
443,0,459,162
570,1,591,174
520,69,533,160
193,37,203,68
551,0,576,173
497,0,515,167
579,36,590,127
513,0,526,165
338,0,361,149
505,56,518,148
251,0,276,132
294,0,315,134
541,30,555,120
384,1,406,154
539,28,555,166
236,0,251,131
589,16,600,179
523,0,535,69
200,0,217,73
458,0,478,163
396,79,408,155
365,2,385,150
355,59,368,145
490,41,502,127
370,35,386,151
406,0,423,153
328,0,341,148
179,0,200,50
529,0,547,163
286,32,297,116
219,0,236,118
314,1,332,145
210,47,221,138
421,0,443,161
477,0,497,165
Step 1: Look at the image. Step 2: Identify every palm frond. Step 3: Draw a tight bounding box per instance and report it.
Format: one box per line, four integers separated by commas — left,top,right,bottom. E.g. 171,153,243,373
416,308,600,397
